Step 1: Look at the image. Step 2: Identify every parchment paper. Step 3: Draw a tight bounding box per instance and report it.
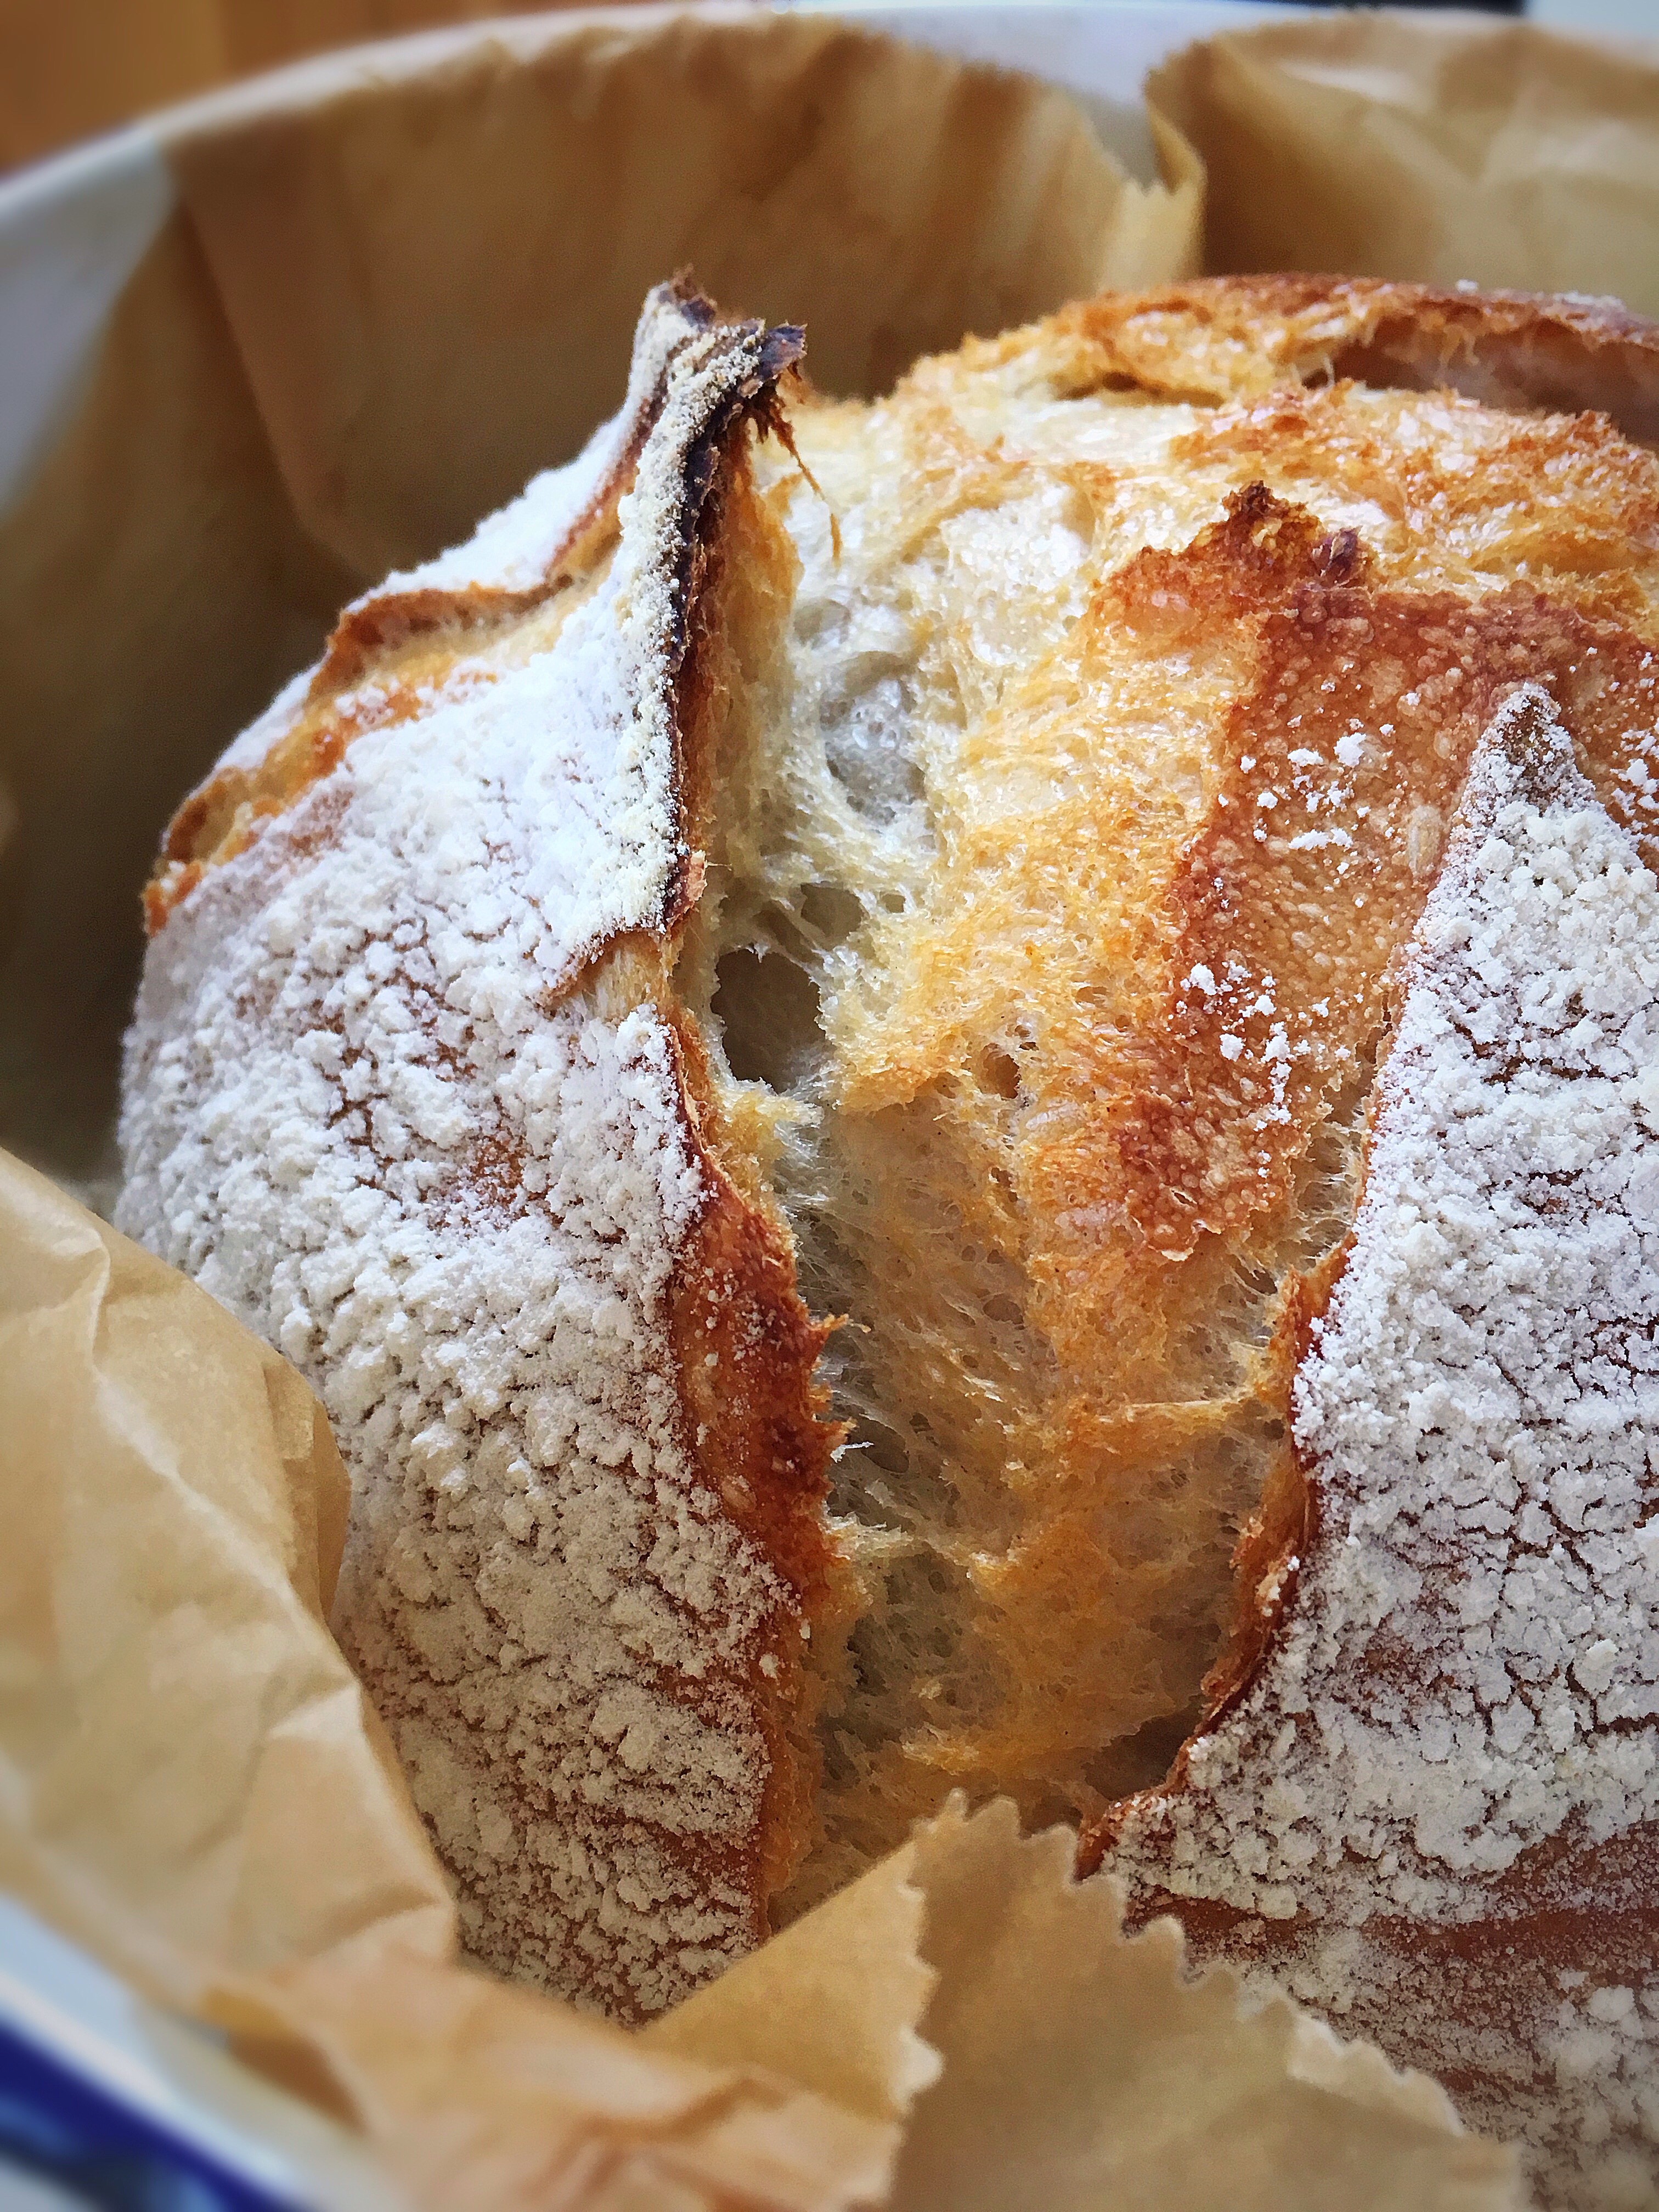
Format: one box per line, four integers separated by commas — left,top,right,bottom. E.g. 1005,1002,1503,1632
3,7,1656,2205
1150,10,1659,318
0,0,638,174
163,5,1198,579
0,1148,923,2212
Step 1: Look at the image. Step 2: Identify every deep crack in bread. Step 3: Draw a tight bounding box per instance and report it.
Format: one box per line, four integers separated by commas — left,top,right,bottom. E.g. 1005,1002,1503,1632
120,275,1659,2187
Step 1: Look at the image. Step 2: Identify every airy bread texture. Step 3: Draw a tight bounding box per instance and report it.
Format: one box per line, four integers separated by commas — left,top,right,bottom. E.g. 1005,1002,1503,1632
120,275,1659,2111
696,280,1659,1915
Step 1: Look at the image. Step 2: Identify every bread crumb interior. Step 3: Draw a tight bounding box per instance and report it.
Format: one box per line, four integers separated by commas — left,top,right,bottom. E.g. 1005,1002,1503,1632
674,363,1340,1909
680,324,1659,1909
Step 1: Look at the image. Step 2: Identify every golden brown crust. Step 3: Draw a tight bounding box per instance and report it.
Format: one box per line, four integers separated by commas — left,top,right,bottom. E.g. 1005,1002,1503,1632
666,1043,842,1906
1009,275,1659,442
1085,500,1656,1276
776,280,1659,1853
827,449,1659,1760
969,536,1659,1776
659,416,853,1911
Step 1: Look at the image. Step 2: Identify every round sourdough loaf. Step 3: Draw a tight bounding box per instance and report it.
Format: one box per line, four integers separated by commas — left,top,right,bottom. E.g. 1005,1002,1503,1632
120,275,1659,2174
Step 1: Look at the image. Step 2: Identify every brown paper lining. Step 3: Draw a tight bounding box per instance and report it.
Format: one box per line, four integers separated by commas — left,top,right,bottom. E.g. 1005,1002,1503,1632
0,0,653,175
163,5,1199,579
1149,10,1659,318
4,9,1656,2205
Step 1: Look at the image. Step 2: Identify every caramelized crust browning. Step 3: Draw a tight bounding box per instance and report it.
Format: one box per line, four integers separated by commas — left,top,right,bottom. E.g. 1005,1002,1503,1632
1016,276,1659,441
725,278,1659,1873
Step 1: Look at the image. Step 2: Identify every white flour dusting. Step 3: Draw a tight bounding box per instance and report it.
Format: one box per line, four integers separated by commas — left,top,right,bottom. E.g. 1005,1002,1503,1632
1108,685,1659,2204
117,288,797,2016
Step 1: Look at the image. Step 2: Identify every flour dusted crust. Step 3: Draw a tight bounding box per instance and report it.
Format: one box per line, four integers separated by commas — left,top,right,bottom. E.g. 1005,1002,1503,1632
1092,686,1659,2207
121,272,1659,2094
118,281,843,2019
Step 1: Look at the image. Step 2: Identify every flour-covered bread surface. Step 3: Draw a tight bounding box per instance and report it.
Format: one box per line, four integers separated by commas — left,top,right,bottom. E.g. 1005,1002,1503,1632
1093,684,1659,2209
121,273,1659,2165
120,283,841,2020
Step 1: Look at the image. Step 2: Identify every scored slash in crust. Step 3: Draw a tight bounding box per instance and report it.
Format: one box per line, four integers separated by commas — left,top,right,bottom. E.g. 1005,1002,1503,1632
119,272,1659,2097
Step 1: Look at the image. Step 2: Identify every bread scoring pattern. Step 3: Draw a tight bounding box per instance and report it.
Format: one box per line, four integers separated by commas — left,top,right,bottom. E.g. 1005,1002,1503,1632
723,290,1659,1906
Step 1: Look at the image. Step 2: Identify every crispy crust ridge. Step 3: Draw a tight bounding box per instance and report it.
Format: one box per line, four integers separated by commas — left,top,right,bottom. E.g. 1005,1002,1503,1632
994,275,1659,443
666,1006,845,1910
660,438,848,1922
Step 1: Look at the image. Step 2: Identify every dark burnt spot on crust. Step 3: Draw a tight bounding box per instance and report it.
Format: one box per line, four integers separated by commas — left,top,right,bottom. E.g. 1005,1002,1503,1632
1311,527,1362,584
1094,482,1365,654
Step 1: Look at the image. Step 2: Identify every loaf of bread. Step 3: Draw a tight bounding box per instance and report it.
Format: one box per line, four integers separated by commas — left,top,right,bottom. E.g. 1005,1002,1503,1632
120,273,1659,2193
